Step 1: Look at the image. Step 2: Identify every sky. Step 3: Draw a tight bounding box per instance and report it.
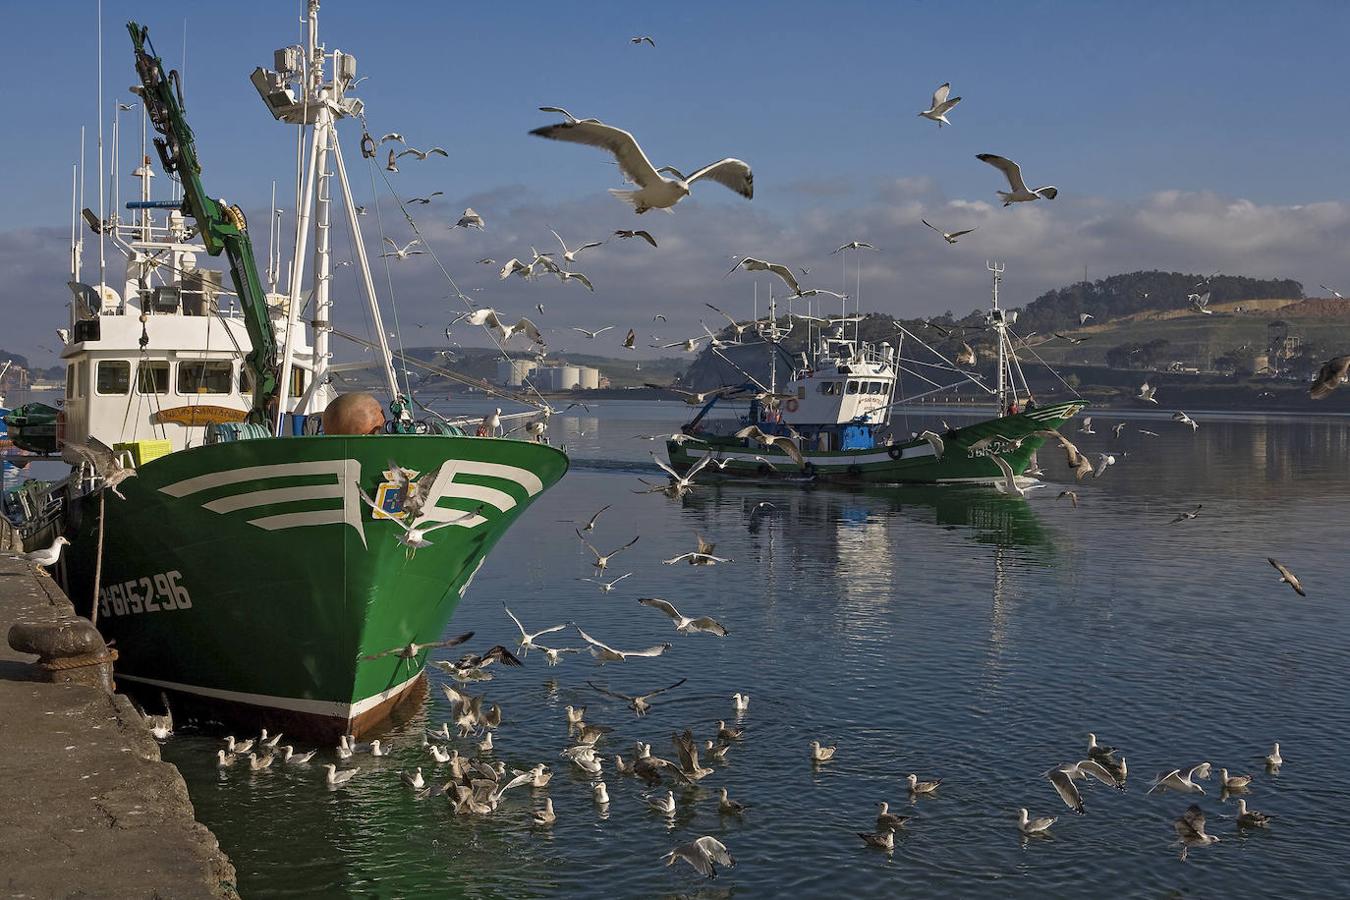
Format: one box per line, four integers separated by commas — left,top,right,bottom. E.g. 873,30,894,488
3,0,1350,367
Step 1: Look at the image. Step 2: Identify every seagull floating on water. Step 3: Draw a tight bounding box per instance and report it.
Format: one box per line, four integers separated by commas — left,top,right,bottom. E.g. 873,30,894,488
1018,807,1057,836
810,740,837,763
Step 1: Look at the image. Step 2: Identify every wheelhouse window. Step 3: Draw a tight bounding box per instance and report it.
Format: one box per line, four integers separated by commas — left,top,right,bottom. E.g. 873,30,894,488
178,360,232,394
96,360,130,395
137,361,170,394
846,380,860,395
66,365,75,399
76,361,88,398
868,381,884,394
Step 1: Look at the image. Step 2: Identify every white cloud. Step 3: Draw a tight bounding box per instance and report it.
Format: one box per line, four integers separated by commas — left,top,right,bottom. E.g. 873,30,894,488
3,185,1346,366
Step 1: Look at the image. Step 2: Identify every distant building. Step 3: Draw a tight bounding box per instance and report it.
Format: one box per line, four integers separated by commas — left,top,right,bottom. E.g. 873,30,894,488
496,358,536,386
532,364,600,391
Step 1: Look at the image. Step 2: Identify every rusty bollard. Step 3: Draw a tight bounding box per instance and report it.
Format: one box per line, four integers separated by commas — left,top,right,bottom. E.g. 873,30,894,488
7,618,118,691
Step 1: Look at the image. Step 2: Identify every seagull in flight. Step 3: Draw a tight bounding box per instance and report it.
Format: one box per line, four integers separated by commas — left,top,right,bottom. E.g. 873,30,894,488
1045,759,1122,814
574,627,671,664
361,631,473,661
922,219,975,244
572,325,615,340
1136,381,1158,403
1172,410,1199,431
588,678,687,716
458,308,544,345
918,82,962,127
503,605,567,658
991,455,1028,498
735,424,806,467
1310,355,1350,399
380,238,424,261
580,572,632,593
396,146,449,160
832,240,876,254
1169,504,1203,524
614,229,658,247
406,192,443,205
976,154,1058,205
649,451,713,494
454,208,485,230
575,530,639,572
530,119,752,213
630,35,656,46
556,270,595,291
1268,557,1305,596
548,228,603,267
725,258,801,295
638,598,729,636
378,133,405,146
662,836,735,879
538,106,600,124
1188,291,1213,315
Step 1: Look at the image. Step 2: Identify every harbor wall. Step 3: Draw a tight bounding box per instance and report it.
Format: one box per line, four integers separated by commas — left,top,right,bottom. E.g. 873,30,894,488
0,550,237,899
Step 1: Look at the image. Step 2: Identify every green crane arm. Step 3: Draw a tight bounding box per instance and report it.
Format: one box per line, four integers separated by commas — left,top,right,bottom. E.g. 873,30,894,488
128,22,279,422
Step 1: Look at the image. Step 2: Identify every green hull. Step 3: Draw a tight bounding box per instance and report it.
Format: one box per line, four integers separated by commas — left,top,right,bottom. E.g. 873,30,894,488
666,401,1086,484
61,434,567,739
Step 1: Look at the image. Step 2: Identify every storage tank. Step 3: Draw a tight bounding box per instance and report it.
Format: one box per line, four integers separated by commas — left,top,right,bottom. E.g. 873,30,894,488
576,366,600,390
496,358,534,386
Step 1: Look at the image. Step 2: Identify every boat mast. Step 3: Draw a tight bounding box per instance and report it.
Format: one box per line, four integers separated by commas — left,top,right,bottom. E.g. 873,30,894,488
988,260,1006,414
259,0,402,424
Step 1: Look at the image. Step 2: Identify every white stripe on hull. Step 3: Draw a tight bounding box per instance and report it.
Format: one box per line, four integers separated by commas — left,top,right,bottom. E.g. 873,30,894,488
116,670,424,720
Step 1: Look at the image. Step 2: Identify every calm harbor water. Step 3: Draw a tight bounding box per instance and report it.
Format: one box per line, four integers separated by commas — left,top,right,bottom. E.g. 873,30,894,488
163,400,1350,897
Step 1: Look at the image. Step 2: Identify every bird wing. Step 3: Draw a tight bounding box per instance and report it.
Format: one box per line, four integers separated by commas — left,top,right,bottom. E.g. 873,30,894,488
976,154,1029,194
766,263,802,294
574,528,603,561
668,843,715,877
529,121,661,188
627,642,671,658
663,553,697,565
930,82,951,108
640,677,688,699
503,605,529,639
921,219,942,234
1268,558,1305,595
586,680,635,702
383,236,398,248
548,227,569,256
650,452,681,480
1075,759,1118,787
767,435,806,467
695,835,734,868
575,627,620,656
576,241,604,253
688,616,728,635
686,453,714,479
639,597,682,620
1047,767,1084,813
934,95,962,115
992,454,1018,492
683,158,754,199
635,230,657,247
947,228,976,239
584,505,611,529
426,631,475,651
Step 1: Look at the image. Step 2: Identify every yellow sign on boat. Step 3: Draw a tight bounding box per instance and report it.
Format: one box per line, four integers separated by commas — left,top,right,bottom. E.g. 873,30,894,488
151,405,247,427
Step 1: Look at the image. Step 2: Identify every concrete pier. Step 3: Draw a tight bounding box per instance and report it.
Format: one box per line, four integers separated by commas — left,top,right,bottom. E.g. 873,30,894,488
0,552,237,899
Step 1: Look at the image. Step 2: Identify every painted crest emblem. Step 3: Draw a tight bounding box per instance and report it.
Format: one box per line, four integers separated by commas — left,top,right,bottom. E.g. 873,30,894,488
369,467,421,520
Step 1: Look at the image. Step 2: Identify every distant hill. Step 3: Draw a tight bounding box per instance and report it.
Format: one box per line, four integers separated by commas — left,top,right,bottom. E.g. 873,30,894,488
339,346,689,392
1016,271,1303,336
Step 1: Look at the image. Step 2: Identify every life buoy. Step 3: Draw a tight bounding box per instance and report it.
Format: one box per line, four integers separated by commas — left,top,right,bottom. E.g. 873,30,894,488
784,398,799,413
887,445,903,461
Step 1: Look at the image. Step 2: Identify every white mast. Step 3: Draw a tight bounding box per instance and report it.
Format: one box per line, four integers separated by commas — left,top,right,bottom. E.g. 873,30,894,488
259,0,401,429
988,260,1007,414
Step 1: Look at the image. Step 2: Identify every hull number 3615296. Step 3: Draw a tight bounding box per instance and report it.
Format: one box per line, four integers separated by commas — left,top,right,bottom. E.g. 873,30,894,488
99,570,192,618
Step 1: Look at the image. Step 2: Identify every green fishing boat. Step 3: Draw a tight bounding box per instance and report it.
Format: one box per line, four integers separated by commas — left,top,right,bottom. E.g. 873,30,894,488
663,263,1085,485
3,16,565,740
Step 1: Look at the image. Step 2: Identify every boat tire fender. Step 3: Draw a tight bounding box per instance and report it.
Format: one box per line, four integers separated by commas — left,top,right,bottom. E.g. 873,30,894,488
784,398,799,413
887,445,903,461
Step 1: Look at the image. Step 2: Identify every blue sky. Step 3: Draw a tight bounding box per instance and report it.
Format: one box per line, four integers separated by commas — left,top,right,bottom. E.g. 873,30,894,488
3,1,1349,361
